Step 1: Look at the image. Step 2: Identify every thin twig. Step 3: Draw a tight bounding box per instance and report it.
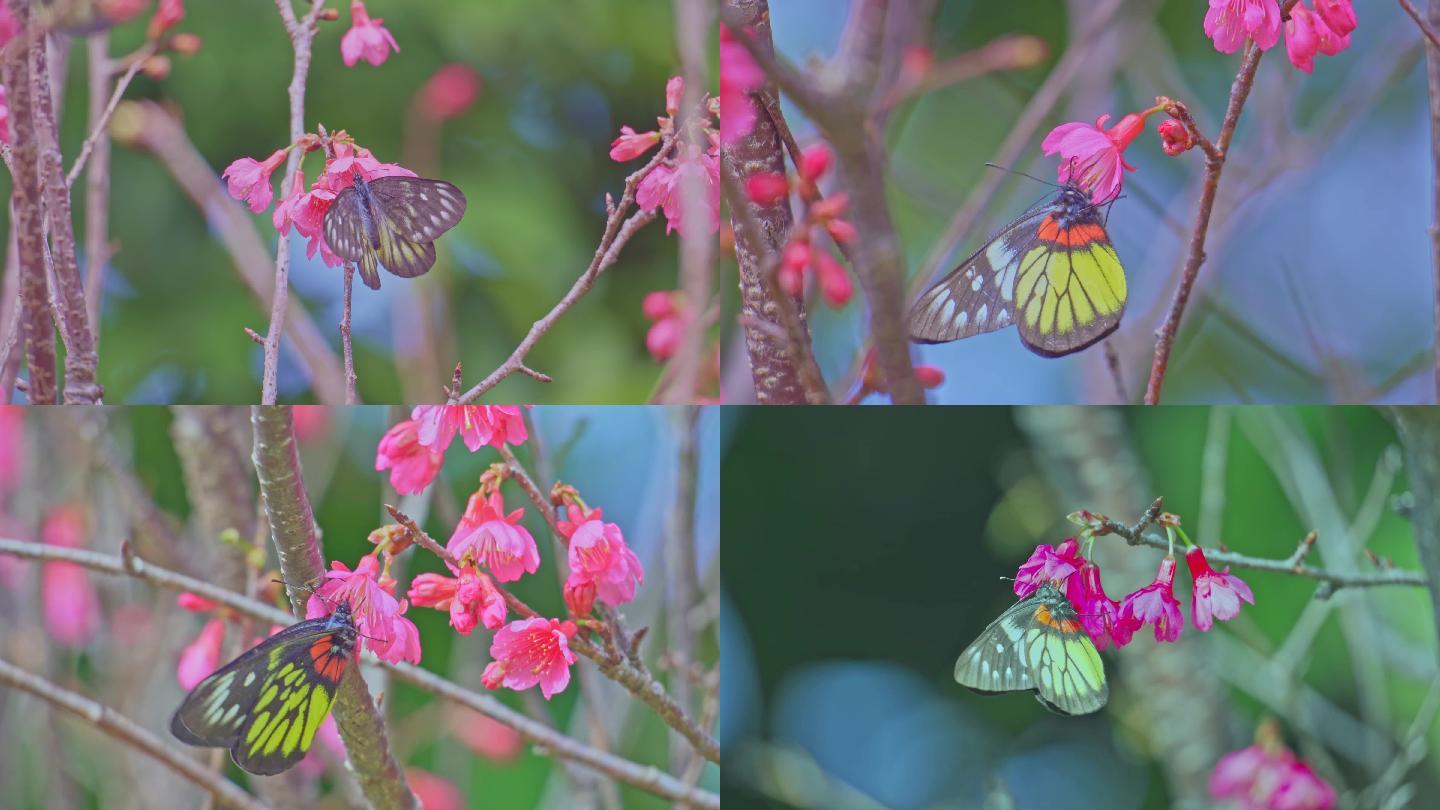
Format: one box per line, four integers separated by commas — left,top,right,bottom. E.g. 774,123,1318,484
0,658,267,810
65,45,148,188
1090,499,1427,592
342,262,357,404
0,537,720,809
1425,0,1440,401
1400,0,1440,51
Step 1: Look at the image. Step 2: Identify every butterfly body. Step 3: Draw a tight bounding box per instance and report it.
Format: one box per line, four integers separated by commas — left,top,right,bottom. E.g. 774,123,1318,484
171,603,357,774
954,582,1107,716
324,172,468,290
909,183,1126,357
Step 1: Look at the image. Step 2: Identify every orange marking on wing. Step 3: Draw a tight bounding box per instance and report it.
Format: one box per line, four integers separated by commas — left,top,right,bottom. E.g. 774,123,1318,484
1036,216,1105,247
1034,604,1054,626
1056,619,1081,634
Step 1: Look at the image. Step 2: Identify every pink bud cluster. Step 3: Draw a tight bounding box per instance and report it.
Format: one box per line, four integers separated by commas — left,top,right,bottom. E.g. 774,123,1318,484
1202,0,1355,74
743,144,857,308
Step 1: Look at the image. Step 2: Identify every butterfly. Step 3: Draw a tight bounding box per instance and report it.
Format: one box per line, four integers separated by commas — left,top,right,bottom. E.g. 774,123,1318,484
908,181,1126,357
953,582,1108,716
171,602,358,774
323,170,468,291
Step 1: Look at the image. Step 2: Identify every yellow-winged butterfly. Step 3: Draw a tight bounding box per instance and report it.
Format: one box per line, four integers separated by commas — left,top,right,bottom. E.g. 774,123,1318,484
909,181,1126,357
324,170,468,290
954,582,1108,715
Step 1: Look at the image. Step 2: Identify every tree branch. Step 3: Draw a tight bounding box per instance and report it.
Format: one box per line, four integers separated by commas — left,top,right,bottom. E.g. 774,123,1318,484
1384,409,1440,659
251,405,417,810
0,537,720,809
0,658,267,810
1424,0,1440,401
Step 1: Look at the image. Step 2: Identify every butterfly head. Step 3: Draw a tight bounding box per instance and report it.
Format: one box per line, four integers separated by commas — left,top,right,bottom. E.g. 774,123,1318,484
1051,183,1099,229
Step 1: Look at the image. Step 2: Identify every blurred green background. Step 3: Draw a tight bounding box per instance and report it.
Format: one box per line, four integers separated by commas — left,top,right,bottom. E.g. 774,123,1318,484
720,406,1439,808
747,0,1433,404
3,1,695,403
0,405,719,808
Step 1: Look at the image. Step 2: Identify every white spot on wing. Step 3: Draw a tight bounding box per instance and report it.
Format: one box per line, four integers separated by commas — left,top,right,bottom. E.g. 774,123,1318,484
976,304,988,326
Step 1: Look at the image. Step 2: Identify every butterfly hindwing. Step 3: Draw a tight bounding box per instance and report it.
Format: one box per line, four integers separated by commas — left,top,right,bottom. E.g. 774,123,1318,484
909,183,1127,357
171,606,357,775
954,583,1107,716
323,187,382,290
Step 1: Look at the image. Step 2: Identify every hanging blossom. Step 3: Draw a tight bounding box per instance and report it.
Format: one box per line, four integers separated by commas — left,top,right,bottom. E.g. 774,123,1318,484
1203,0,1354,73
42,506,102,648
375,418,445,495
306,554,422,664
719,24,764,145
743,144,857,307
222,149,287,213
612,76,721,237
417,64,482,122
1210,723,1336,810
1114,555,1185,644
341,0,400,68
408,565,507,635
1187,546,1254,631
1069,561,1121,650
412,405,529,454
1041,104,1161,205
556,504,643,612
1013,537,1085,597
482,617,579,700
641,290,687,362
447,490,541,583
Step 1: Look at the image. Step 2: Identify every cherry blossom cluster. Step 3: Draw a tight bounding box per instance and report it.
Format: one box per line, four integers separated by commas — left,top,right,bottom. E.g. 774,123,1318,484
1204,0,1355,74
609,76,720,239
222,132,418,268
1209,721,1336,810
743,144,858,308
1015,511,1253,649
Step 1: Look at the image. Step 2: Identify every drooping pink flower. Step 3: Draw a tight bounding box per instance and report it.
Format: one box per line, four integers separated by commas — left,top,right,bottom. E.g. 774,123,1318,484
559,505,643,607
637,144,721,236
222,149,287,213
448,491,541,582
719,25,764,145
1203,0,1282,54
563,576,597,616
176,618,225,689
1158,119,1195,156
448,707,524,761
481,617,578,700
1284,5,1324,73
1041,110,1152,204
306,554,421,664
407,568,507,634
176,591,220,612
375,418,444,495
42,506,100,648
412,405,529,453
642,291,687,362
341,1,400,68
1068,561,1121,650
1210,743,1336,810
1115,555,1184,644
1186,547,1254,631
610,125,662,162
1313,0,1356,37
418,64,482,122
1013,537,1085,598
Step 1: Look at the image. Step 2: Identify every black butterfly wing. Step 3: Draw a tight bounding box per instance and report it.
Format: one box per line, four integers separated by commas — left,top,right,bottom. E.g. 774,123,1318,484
365,176,468,242
323,187,382,291
171,617,352,775
908,207,1049,344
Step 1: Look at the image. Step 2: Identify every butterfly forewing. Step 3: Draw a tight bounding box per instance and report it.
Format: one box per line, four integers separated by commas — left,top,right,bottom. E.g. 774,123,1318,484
366,176,467,242
321,174,467,290
171,607,357,775
954,583,1107,716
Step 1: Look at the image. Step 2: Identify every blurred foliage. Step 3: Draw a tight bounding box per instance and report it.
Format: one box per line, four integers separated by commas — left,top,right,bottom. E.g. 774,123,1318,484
0,405,720,808
752,0,1432,403
2,0,696,403
720,405,1439,809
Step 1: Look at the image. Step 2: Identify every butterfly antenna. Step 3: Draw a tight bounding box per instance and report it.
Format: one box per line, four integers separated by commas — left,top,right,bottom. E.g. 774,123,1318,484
984,162,1060,189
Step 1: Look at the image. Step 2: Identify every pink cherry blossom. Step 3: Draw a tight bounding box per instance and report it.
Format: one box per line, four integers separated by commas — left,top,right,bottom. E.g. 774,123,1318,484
1115,555,1184,644
407,568,507,634
1313,0,1356,37
1041,110,1151,204
1285,5,1324,73
559,505,643,607
306,554,421,664
341,1,400,68
412,405,529,453
482,617,578,700
418,64,481,122
610,125,662,162
719,25,764,145
375,418,444,495
1210,743,1336,810
642,291,686,362
176,591,220,612
563,577,597,616
1204,0,1282,54
222,149,287,213
1067,561,1121,650
447,491,541,582
42,506,100,648
147,0,184,40
1186,547,1254,631
1013,537,1085,598
176,618,225,689
636,144,720,236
